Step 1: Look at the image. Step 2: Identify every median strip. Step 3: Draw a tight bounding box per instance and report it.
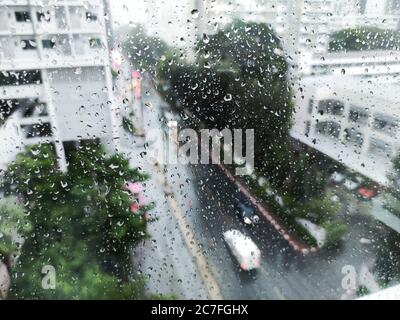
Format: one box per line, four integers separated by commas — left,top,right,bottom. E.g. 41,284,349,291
214,159,317,255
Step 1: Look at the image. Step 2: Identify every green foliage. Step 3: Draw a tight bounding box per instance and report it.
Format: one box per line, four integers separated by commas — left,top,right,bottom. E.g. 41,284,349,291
328,27,400,52
122,115,136,135
389,154,400,194
156,21,304,191
292,192,345,247
148,293,177,300
292,192,341,224
357,285,370,297
378,154,400,283
0,197,31,262
375,228,400,284
322,221,347,248
3,142,150,299
156,20,337,243
279,151,330,201
242,173,345,246
383,193,400,217
122,25,170,73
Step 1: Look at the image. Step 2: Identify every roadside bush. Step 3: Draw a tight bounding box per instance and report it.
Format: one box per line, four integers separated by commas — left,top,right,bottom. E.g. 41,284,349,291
357,285,370,297
322,221,348,248
291,193,341,225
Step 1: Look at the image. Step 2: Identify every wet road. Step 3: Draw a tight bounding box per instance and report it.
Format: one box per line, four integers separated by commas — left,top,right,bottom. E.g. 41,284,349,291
124,80,381,300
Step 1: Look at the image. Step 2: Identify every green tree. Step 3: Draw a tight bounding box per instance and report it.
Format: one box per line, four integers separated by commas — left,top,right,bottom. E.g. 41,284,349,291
157,20,330,200
376,154,400,283
3,142,151,299
328,27,400,52
158,21,291,179
122,25,170,73
0,197,31,268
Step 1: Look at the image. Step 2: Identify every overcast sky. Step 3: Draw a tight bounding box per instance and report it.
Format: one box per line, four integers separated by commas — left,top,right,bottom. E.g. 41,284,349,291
110,0,148,26
109,0,198,47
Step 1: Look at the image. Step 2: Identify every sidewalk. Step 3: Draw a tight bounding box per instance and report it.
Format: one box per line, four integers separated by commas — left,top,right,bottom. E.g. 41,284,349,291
119,132,209,299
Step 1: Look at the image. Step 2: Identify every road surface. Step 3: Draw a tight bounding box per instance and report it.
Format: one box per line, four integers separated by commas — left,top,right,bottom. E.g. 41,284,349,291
121,79,384,300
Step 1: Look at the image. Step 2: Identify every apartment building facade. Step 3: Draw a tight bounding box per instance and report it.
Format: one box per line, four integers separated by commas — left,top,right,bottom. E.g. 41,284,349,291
0,0,117,172
291,75,400,186
197,0,400,74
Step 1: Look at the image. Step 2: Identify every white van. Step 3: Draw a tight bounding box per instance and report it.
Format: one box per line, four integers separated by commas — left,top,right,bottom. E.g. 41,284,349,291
223,229,261,271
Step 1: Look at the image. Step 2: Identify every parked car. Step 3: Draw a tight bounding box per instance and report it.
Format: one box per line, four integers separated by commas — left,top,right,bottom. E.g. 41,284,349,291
235,199,260,226
331,171,346,184
343,177,361,191
223,229,261,271
357,187,378,200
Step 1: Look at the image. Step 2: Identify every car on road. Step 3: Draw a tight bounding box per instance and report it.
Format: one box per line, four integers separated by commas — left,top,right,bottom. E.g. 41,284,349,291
343,177,362,191
235,200,260,226
330,171,346,184
223,229,261,271
357,186,378,200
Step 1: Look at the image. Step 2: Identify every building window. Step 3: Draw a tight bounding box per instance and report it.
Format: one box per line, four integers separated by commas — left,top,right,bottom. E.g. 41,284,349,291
387,0,400,14
369,138,393,158
22,123,52,139
86,12,98,22
316,121,341,139
348,106,368,125
305,121,311,136
344,128,364,148
318,99,344,116
42,39,56,49
89,38,102,48
37,11,51,22
308,99,314,114
22,100,48,118
21,39,37,50
373,114,399,135
0,70,41,86
15,11,31,22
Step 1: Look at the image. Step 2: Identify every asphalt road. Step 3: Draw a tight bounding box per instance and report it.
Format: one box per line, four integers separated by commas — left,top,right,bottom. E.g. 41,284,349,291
124,80,382,300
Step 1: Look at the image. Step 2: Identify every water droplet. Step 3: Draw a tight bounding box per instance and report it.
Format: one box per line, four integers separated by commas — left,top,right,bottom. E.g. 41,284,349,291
224,94,232,102
191,9,199,18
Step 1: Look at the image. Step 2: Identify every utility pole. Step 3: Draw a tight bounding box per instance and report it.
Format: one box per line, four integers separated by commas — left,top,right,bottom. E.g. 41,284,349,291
102,0,121,151
103,0,115,50
194,0,205,38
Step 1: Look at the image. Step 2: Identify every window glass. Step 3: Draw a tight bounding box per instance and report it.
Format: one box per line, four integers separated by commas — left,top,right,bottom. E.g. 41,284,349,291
1,0,400,302
15,11,31,22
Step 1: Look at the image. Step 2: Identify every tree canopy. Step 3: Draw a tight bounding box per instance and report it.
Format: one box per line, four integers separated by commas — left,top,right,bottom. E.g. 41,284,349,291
3,142,151,299
328,27,400,52
156,20,329,200
122,25,170,73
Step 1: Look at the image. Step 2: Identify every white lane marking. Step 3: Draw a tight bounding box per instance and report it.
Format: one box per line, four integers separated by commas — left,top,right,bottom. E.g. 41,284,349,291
273,286,287,300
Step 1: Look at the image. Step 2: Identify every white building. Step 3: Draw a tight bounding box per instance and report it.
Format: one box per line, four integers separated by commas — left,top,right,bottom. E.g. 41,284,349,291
291,75,400,186
198,0,400,75
0,0,118,172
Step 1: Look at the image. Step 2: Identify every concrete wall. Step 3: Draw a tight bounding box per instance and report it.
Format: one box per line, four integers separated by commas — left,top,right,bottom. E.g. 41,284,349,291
48,67,112,142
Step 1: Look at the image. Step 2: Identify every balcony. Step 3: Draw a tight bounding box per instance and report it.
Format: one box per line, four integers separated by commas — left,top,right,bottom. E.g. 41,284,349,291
0,84,44,100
